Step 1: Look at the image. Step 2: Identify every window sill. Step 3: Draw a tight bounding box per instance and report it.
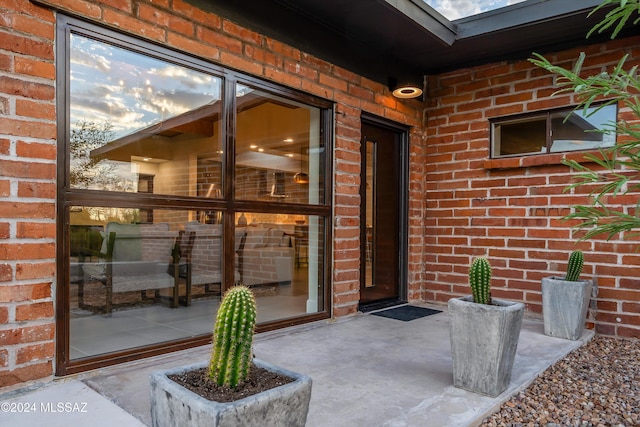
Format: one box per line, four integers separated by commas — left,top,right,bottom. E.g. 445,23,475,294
484,151,603,170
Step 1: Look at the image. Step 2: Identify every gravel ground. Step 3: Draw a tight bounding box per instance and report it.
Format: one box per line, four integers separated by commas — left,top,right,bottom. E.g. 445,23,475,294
479,335,640,427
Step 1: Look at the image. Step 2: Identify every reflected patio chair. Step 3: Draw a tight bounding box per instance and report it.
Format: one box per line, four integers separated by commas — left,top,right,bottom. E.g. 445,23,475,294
294,224,308,268
70,225,104,305
173,229,195,306
179,222,245,301
81,222,180,314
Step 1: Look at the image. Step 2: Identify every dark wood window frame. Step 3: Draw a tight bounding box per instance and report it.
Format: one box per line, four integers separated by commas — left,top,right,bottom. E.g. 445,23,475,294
490,102,618,158
55,15,334,375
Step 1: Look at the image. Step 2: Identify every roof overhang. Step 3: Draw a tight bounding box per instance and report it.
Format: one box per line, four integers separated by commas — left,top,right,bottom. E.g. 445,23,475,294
185,0,637,88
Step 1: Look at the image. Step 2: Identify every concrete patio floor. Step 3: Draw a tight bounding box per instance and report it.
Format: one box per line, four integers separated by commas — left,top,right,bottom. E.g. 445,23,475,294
1,303,592,427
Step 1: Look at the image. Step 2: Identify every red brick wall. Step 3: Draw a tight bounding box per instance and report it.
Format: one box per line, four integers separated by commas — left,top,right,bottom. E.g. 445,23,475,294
0,0,57,387
0,0,423,387
424,35,640,338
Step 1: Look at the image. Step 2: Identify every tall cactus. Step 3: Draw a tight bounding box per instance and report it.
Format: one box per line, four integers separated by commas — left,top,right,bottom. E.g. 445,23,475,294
469,257,492,304
565,250,584,282
209,285,257,388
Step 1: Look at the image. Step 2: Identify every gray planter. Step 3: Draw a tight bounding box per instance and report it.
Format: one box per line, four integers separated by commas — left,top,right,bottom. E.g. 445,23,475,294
150,358,312,427
542,276,593,340
448,296,525,397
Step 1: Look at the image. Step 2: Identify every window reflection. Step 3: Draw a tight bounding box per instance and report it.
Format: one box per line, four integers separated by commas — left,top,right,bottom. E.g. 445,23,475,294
234,212,324,322
69,207,224,359
234,85,324,204
68,206,325,358
69,34,223,195
550,107,616,152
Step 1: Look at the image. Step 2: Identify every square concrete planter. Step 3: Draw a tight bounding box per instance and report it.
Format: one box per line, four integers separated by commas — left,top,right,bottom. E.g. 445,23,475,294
448,296,525,397
542,277,593,340
150,358,312,427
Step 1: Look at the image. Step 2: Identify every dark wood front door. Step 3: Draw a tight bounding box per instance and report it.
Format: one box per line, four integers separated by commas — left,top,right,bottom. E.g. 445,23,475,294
359,120,406,308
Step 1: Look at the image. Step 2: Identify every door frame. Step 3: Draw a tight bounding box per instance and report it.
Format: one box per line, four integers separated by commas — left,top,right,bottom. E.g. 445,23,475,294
359,114,409,309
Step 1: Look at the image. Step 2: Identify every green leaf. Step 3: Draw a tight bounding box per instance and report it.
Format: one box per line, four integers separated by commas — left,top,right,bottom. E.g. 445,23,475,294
533,1,640,248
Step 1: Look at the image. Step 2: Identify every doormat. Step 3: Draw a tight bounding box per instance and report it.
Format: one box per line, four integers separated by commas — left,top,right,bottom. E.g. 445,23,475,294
359,299,407,313
371,305,442,321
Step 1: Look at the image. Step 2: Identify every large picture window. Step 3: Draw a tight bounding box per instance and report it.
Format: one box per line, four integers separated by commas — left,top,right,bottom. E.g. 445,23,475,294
491,104,617,157
57,17,332,373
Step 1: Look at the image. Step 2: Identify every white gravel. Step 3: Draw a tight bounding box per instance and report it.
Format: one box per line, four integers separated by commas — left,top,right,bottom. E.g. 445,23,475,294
479,336,640,427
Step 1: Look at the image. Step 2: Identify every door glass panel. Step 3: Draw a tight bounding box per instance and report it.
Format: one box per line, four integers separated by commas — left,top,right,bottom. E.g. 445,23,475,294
234,84,324,204
234,212,325,322
69,34,223,196
365,140,375,289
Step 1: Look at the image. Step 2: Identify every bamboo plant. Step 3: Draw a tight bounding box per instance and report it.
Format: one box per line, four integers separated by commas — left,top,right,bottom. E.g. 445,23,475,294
529,0,640,245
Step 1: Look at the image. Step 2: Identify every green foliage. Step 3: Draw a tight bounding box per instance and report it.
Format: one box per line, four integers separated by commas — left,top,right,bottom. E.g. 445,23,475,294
528,1,640,244
587,0,640,39
209,285,257,388
565,250,585,281
469,257,491,304
69,120,118,189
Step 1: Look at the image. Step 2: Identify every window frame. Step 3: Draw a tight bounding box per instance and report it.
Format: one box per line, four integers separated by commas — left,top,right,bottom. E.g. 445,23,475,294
55,15,334,375
490,103,618,159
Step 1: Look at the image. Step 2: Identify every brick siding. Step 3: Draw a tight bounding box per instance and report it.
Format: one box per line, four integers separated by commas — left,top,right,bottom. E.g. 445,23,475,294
0,0,57,388
424,34,640,338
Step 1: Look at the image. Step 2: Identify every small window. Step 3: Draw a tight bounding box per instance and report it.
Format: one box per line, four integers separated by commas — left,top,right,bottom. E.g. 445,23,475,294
491,104,617,158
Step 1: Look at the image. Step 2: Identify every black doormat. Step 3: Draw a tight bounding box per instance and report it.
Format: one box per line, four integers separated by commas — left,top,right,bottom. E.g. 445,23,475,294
371,305,442,321
359,299,407,313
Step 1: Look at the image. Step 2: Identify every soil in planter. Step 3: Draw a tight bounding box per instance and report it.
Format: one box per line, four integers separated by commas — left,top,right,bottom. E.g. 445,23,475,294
168,364,295,403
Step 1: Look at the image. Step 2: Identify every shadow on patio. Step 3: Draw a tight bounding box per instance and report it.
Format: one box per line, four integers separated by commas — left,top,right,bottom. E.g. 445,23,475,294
2,303,591,427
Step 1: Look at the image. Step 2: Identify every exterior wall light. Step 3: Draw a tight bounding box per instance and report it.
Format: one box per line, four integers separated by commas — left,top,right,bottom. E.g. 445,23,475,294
392,83,423,99
389,77,424,99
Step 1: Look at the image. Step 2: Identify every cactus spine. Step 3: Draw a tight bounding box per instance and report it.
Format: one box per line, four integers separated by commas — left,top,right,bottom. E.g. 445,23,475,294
209,285,257,388
469,257,492,304
565,250,584,282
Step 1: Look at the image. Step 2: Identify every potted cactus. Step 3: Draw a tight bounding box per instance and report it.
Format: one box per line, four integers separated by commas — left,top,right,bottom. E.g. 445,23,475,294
448,257,525,397
150,285,312,427
541,250,593,340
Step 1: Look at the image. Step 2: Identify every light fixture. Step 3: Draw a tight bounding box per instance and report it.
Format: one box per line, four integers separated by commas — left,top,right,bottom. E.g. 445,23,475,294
392,83,423,99
389,77,424,99
293,146,309,184
293,171,309,184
